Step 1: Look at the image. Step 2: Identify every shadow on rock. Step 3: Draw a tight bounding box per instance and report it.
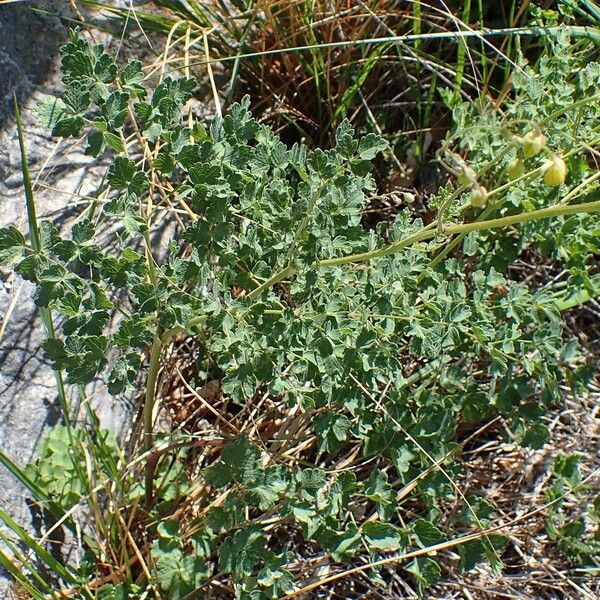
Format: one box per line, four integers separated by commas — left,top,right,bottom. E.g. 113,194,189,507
0,1,67,129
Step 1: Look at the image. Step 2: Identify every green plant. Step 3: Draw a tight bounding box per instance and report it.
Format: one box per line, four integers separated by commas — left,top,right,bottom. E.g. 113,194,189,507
1,23,599,598
546,454,600,566
72,0,586,181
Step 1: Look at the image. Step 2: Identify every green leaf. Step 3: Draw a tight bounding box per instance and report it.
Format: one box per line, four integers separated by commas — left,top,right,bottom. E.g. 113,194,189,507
0,226,26,266
63,87,90,114
256,552,294,597
155,545,184,590
120,59,146,98
152,535,208,599
35,96,67,128
326,524,361,562
107,156,136,189
52,116,84,138
33,265,81,307
459,495,494,527
521,422,549,449
108,353,141,395
113,315,154,349
245,466,288,510
405,557,441,592
206,496,244,533
219,526,266,578
205,437,262,488
412,518,445,548
296,468,326,498
107,157,148,197
458,539,486,572
94,51,118,83
363,469,395,520
313,412,352,453
552,454,581,488
16,254,46,281
97,584,140,600
390,446,415,474
104,131,125,153
335,119,358,158
123,213,148,236
459,535,507,573
43,335,108,384
153,151,176,175
362,521,403,551
358,133,387,159
102,91,128,130
86,130,105,157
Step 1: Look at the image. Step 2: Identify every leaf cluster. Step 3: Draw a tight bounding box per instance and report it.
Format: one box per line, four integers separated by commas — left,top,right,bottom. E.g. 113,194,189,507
1,29,598,598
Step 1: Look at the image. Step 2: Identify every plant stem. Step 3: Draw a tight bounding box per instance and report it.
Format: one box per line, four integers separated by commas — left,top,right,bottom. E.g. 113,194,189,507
250,200,600,297
322,199,600,266
248,264,295,301
143,331,163,508
184,25,600,69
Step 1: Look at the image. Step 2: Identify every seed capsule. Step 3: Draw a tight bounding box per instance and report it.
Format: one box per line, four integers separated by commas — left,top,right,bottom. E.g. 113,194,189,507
469,185,488,208
507,158,525,180
522,131,547,157
543,156,568,186
458,165,477,186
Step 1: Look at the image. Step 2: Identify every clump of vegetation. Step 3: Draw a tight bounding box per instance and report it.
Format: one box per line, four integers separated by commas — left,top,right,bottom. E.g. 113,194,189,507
0,3,599,598
79,0,592,182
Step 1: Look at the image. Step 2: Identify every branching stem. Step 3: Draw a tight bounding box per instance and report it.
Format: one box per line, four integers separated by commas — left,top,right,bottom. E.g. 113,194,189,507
250,199,600,298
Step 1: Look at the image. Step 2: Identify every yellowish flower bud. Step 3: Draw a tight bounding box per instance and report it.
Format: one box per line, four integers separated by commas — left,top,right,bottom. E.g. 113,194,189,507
522,131,547,157
469,185,488,208
458,165,477,186
543,156,568,186
507,158,525,180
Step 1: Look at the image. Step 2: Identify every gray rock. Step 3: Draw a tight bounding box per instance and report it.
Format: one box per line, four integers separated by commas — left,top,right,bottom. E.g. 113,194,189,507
0,1,66,130
0,3,125,594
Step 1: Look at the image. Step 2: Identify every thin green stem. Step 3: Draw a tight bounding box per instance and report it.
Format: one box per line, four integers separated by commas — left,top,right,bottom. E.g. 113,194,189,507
324,199,600,267
140,198,163,506
430,130,600,272
143,332,163,508
555,273,600,312
248,264,294,301
182,26,600,70
14,94,72,426
249,200,600,298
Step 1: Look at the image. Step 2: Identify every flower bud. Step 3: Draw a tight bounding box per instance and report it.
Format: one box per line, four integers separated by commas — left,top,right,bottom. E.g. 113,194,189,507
543,156,567,186
469,185,488,208
522,131,547,157
507,158,525,180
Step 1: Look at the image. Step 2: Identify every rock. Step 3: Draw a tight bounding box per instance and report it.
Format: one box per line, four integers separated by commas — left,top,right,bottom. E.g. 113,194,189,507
0,2,124,594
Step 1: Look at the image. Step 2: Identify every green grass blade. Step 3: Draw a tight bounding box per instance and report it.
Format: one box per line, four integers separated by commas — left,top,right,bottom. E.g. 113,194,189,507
413,0,422,51
0,530,53,595
0,547,47,600
14,94,41,253
14,97,98,507
182,26,600,68
0,450,66,519
14,96,73,428
332,43,387,123
452,0,472,105
0,507,79,585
